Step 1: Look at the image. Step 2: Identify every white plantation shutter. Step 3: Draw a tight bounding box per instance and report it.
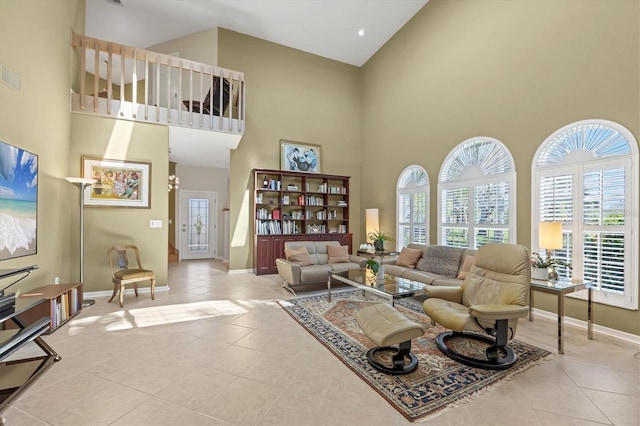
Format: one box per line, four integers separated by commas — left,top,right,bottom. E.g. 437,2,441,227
584,232,625,293
539,174,573,224
439,138,516,249
397,166,429,249
533,120,638,309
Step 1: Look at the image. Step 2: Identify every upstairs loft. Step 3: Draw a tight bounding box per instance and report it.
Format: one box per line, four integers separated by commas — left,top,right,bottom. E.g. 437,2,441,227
70,33,245,146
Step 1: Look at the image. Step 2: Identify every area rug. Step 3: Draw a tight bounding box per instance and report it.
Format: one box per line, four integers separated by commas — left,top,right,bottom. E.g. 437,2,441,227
279,290,552,422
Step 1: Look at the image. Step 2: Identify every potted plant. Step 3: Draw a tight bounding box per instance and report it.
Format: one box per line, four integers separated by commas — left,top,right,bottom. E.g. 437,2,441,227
366,259,380,274
368,229,393,251
530,252,572,280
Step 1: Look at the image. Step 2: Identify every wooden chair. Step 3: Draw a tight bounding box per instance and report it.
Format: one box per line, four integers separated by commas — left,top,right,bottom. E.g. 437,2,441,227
107,245,155,307
182,76,231,116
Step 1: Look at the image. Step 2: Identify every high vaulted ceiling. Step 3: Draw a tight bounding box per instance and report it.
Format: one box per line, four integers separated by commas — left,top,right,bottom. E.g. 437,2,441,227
85,0,428,168
86,0,428,67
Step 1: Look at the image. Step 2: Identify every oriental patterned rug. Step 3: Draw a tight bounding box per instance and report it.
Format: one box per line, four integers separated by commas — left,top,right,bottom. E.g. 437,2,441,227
279,290,552,422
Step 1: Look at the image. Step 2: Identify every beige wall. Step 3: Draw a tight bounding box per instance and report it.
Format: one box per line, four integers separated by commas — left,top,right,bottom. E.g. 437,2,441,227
360,0,639,334
0,0,82,290
149,28,219,104
174,164,228,258
69,114,169,292
218,29,362,271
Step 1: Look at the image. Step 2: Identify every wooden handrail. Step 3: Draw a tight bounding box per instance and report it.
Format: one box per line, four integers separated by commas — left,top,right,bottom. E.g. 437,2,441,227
71,32,245,134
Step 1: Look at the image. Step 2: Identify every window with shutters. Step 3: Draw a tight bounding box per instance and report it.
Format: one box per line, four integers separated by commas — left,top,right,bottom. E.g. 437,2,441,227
396,166,429,249
533,119,638,309
438,137,516,248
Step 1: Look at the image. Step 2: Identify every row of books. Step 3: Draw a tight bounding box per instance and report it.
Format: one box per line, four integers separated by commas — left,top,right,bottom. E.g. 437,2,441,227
51,287,80,328
316,183,347,194
256,220,349,235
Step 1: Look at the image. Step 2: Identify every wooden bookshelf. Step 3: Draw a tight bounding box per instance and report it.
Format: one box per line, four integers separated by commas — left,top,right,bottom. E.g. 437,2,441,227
19,283,83,333
253,168,352,275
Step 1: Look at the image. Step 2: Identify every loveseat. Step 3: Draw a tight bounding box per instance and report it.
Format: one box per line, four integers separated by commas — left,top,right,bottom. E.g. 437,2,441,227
276,240,367,294
382,244,476,287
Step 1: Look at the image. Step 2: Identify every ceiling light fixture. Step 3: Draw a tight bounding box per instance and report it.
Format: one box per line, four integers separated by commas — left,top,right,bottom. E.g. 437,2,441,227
358,28,365,37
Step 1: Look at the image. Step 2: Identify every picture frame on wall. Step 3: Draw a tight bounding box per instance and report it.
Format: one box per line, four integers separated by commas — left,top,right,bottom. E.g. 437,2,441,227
280,140,321,173
81,157,151,208
0,140,38,260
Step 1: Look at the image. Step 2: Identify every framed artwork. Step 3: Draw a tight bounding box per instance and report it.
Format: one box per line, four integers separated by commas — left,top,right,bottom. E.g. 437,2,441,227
81,157,151,208
280,140,321,173
0,140,38,260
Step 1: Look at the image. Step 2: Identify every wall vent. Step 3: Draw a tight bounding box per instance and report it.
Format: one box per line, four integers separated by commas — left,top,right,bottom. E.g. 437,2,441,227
1,64,21,92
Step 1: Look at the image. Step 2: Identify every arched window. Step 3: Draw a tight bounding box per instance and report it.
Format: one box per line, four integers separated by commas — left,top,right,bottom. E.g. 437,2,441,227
396,166,429,249
438,137,516,248
533,119,639,309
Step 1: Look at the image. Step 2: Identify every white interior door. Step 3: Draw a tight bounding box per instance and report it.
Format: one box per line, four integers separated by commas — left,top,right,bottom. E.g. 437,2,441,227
179,190,217,260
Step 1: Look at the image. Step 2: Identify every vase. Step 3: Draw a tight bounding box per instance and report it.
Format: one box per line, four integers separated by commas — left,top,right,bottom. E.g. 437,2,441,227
376,265,385,282
531,267,548,280
374,240,384,251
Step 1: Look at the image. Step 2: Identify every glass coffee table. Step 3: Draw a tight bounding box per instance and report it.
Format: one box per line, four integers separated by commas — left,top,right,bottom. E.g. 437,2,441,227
328,269,426,306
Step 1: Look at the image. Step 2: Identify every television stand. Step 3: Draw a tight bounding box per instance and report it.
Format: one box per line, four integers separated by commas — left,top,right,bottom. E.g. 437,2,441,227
0,265,60,423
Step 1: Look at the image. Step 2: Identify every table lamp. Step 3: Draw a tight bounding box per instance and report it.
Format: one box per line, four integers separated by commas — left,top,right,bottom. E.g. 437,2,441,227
365,208,379,250
539,221,563,280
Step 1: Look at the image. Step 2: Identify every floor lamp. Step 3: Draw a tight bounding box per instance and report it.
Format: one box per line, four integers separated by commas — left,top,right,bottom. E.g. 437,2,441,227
66,177,96,306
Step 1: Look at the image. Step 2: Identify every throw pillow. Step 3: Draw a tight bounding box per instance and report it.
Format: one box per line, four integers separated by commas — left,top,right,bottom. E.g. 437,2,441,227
396,247,422,269
285,246,314,266
456,255,475,280
327,245,350,264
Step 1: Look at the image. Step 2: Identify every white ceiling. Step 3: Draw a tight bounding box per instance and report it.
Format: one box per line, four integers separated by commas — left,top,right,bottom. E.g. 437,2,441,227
85,0,428,168
86,0,428,67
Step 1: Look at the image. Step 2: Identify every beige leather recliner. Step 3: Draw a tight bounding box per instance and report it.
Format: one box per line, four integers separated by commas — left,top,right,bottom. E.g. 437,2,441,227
422,242,530,370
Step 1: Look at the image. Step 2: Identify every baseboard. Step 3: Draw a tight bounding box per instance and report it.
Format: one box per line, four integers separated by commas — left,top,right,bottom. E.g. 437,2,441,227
83,285,170,299
531,307,640,345
228,268,253,275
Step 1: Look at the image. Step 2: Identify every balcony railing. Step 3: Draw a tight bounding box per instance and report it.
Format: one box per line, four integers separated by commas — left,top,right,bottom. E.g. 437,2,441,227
70,32,245,135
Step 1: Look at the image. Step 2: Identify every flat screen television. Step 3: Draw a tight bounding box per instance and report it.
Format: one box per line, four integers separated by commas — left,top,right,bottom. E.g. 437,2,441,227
0,140,38,261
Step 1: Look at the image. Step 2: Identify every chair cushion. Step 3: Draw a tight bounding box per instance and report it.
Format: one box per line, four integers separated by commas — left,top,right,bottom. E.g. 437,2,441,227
327,245,350,264
396,247,422,269
114,269,154,280
356,303,425,347
456,255,475,280
285,246,314,266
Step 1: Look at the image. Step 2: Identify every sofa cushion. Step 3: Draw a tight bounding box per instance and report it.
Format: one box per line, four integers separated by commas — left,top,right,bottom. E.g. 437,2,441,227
327,245,350,264
284,241,319,264
456,255,475,280
396,247,422,269
416,245,465,278
300,264,333,283
285,246,314,266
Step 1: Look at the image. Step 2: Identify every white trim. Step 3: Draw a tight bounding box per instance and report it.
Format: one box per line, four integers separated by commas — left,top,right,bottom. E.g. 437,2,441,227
231,268,254,274
438,137,517,248
532,119,639,310
396,165,430,250
531,307,640,345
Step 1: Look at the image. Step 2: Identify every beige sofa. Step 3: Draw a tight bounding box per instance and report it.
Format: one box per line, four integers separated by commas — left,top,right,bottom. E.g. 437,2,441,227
276,240,367,294
383,244,476,287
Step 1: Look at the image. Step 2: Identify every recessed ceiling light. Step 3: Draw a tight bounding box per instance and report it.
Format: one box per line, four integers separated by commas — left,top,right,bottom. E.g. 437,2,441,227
358,28,365,37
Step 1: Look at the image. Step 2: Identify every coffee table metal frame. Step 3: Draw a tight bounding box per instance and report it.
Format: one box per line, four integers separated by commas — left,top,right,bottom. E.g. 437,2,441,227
328,268,425,306
529,278,594,354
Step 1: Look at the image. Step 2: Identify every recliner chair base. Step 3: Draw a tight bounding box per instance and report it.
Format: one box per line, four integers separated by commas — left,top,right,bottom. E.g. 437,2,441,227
366,340,418,375
435,331,517,370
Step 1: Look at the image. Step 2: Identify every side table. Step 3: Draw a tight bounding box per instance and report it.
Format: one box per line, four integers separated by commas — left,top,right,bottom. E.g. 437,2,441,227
529,278,593,354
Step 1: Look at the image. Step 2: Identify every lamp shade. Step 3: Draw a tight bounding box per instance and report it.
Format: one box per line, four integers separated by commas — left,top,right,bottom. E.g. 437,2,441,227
539,221,563,250
365,208,379,241
65,177,97,186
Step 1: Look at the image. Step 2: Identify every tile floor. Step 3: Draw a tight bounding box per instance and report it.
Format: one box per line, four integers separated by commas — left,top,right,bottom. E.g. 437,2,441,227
2,259,639,425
